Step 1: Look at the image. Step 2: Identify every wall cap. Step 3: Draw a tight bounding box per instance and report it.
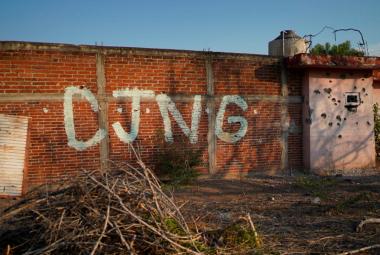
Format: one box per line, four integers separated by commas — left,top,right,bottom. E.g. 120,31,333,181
286,53,380,70
0,40,279,60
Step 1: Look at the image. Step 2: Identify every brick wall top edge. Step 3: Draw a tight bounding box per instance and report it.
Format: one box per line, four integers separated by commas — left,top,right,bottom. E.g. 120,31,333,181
0,41,280,61
287,53,380,70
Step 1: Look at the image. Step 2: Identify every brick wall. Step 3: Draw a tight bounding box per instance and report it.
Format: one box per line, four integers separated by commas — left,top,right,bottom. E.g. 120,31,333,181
0,42,304,188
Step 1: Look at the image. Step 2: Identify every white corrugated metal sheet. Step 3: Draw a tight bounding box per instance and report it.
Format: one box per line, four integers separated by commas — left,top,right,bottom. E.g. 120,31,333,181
0,114,29,196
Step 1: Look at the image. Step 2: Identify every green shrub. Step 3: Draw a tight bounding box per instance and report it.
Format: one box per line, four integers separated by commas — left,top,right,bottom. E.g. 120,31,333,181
154,132,202,186
310,41,364,56
294,176,337,199
334,192,373,213
373,103,380,157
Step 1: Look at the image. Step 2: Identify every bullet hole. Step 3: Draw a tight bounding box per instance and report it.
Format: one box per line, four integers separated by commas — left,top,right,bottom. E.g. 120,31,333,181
365,93,368,96
354,86,357,90
79,85,84,89
337,100,341,103
328,95,331,99
343,118,346,121
332,98,336,102
356,122,359,125
329,80,333,83
314,89,321,94
334,103,338,106
337,122,341,126
362,88,366,92
324,88,332,94
338,134,342,139
361,101,364,104
362,78,365,81
328,122,333,127
321,113,327,118
340,73,346,79
367,121,371,126
336,115,341,121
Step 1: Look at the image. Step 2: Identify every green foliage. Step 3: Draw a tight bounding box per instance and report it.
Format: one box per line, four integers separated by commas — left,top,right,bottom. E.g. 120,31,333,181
163,218,186,236
310,40,364,56
154,132,202,186
334,192,373,213
373,103,380,157
221,223,263,252
162,217,218,254
294,176,337,199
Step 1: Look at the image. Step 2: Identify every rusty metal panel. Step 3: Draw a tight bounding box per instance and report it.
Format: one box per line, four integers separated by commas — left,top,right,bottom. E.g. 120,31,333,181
0,114,29,196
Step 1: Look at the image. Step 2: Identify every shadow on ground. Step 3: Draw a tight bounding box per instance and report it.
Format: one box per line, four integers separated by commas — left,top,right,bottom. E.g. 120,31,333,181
173,175,380,254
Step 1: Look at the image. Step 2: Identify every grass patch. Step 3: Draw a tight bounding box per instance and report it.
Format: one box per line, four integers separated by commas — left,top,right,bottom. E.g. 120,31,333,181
294,176,337,199
163,217,186,236
154,131,202,187
333,192,374,213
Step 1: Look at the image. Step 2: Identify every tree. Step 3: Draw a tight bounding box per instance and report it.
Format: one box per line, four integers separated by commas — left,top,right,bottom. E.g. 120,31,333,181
310,40,364,56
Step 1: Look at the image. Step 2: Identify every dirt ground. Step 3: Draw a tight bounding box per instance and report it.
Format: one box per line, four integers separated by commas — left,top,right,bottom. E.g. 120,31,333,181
173,175,380,254
0,174,379,254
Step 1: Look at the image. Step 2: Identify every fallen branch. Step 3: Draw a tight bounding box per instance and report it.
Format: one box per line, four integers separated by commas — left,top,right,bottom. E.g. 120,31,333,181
246,213,262,248
90,205,110,255
356,218,380,232
0,154,204,254
308,234,344,244
337,244,380,255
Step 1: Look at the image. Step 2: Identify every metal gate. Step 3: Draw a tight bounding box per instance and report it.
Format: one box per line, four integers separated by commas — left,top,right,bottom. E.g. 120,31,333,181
0,114,29,196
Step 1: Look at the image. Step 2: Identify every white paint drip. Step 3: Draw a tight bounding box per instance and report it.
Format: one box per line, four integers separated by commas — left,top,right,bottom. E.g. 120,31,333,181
63,86,107,151
43,107,49,113
116,107,123,113
146,108,150,114
215,95,248,143
112,88,155,143
156,94,202,144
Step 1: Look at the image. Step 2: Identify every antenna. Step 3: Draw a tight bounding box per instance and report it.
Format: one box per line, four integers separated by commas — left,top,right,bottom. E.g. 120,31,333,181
303,26,368,55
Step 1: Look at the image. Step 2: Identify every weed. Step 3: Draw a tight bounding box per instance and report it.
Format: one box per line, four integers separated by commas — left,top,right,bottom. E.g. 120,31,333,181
221,222,263,251
294,176,337,199
334,192,374,213
154,131,202,186
373,103,380,157
163,217,186,236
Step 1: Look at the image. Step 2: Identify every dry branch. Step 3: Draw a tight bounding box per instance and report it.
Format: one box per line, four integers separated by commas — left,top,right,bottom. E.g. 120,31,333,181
0,152,203,255
337,244,380,255
245,214,262,248
356,218,380,232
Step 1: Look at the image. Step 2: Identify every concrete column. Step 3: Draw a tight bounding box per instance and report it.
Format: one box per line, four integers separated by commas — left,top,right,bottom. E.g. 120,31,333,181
96,52,110,171
280,60,289,173
206,55,217,174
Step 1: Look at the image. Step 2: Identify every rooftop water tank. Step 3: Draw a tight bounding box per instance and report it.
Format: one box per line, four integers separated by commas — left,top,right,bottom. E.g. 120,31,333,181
268,30,307,57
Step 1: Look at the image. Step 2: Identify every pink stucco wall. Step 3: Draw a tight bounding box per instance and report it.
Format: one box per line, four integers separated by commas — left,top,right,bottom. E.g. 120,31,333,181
303,70,376,175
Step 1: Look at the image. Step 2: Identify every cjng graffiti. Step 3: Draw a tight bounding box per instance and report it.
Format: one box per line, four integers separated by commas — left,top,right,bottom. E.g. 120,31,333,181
64,86,248,151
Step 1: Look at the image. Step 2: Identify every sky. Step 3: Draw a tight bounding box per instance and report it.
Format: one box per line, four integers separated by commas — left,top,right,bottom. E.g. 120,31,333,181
1,0,380,56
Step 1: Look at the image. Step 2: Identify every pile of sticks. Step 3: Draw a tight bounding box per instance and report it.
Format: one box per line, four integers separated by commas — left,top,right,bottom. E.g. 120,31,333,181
0,153,203,254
